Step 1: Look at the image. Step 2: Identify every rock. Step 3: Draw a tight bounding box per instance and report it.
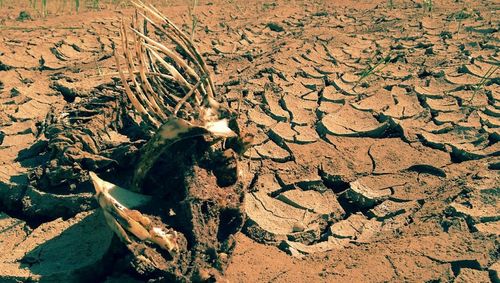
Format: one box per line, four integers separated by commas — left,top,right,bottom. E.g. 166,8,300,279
0,210,113,282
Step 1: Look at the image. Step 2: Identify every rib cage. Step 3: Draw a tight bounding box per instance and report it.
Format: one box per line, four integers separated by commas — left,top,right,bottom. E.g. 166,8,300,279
115,0,222,129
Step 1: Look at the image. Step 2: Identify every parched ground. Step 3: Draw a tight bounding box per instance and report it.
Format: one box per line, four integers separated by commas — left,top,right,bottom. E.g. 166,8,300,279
0,0,499,282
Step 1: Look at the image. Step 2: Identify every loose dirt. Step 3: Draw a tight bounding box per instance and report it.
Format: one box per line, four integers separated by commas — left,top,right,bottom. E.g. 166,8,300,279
0,0,498,282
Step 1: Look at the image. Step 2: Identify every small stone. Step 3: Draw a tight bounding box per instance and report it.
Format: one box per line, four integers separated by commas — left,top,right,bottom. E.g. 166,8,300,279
292,222,306,232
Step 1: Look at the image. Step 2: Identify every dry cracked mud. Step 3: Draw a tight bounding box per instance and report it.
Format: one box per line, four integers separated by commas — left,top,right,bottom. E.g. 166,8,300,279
0,0,499,282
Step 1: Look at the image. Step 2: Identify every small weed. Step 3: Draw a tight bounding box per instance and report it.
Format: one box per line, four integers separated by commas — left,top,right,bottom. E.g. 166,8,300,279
42,0,47,17
262,2,277,11
16,11,33,21
423,0,432,12
188,0,199,41
469,65,499,102
355,51,393,86
472,65,498,91
388,0,394,9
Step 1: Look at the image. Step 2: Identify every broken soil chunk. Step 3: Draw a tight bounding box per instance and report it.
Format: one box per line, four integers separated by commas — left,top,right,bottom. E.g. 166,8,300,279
0,211,113,282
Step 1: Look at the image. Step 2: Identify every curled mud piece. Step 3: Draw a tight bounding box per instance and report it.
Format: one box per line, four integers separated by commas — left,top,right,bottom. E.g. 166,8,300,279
85,1,252,281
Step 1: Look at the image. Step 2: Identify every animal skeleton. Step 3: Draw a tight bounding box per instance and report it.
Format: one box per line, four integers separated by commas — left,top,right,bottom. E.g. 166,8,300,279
89,0,251,270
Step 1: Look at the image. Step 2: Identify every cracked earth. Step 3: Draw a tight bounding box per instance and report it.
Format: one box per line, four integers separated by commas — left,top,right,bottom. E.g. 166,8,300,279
0,0,499,282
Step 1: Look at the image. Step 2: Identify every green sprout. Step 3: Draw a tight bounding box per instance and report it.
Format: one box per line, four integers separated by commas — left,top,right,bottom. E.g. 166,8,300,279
355,51,393,87
188,0,199,41
469,65,499,102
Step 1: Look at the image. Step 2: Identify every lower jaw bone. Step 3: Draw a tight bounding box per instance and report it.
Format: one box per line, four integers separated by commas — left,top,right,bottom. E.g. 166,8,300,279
89,118,245,281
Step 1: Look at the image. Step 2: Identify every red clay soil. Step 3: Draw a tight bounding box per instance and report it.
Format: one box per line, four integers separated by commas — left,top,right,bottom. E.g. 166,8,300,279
0,0,499,282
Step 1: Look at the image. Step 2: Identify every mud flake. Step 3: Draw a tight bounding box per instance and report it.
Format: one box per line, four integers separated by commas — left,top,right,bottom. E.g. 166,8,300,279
279,81,313,99
351,88,393,112
386,252,454,282
321,85,347,103
12,99,50,121
293,125,319,144
433,111,467,125
319,105,390,137
317,101,343,116
426,96,460,113
384,90,423,119
369,200,420,220
0,211,112,282
0,49,39,69
479,110,500,128
323,136,374,176
0,213,31,254
407,234,493,269
489,261,500,283
418,126,493,160
454,268,491,283
329,213,381,242
414,85,445,99
344,179,392,208
245,191,308,236
269,122,295,143
283,93,318,113
262,88,289,122
21,186,94,220
474,221,500,236
370,138,450,174
277,189,344,217
447,197,500,224
281,237,348,256
248,108,276,128
328,74,357,96
254,140,291,162
444,72,483,86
